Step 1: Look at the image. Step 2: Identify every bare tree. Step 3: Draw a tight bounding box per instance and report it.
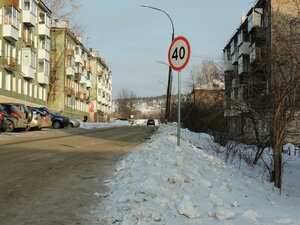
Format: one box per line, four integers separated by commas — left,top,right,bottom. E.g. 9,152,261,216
117,88,137,119
189,60,224,90
44,0,80,20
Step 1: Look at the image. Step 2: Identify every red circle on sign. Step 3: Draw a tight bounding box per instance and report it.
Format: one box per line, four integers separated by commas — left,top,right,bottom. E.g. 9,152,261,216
168,36,191,71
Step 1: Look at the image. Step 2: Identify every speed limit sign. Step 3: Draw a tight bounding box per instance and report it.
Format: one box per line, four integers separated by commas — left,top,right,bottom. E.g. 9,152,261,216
168,36,191,71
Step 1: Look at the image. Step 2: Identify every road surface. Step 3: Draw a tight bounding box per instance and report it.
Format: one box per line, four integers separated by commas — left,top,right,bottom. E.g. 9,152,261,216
0,126,155,225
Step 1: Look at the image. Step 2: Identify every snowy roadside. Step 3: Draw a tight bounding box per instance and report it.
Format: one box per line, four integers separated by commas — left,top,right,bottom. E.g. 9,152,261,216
96,124,300,225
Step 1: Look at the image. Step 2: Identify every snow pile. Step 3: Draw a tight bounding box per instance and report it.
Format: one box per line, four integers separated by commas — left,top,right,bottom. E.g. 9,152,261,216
78,119,130,129
100,124,300,225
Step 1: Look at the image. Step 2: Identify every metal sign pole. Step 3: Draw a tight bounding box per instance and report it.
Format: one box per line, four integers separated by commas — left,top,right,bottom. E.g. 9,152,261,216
177,70,181,147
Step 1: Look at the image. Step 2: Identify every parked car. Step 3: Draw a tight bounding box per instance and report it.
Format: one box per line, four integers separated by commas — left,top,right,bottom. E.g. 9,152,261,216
0,103,29,132
0,104,8,132
27,106,52,130
147,119,155,126
32,107,70,129
27,110,42,131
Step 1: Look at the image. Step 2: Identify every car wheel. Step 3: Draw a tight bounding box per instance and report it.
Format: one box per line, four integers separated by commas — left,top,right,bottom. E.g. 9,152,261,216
6,120,14,132
52,121,62,129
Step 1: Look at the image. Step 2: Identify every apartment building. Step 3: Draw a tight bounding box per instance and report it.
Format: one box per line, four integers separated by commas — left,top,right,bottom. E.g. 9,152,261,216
0,0,51,105
89,50,112,121
49,20,112,121
48,19,91,119
223,0,300,143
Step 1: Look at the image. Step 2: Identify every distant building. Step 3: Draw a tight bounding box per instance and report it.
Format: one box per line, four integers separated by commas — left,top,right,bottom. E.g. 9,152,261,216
90,50,112,121
0,0,51,106
49,20,112,120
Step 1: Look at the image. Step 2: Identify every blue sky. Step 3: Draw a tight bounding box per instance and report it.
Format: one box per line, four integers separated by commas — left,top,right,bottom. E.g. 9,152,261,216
74,0,255,99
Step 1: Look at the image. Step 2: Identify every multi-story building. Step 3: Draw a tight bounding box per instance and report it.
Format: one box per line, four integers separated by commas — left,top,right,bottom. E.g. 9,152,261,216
0,0,51,105
49,20,112,121
49,19,92,120
223,0,300,142
90,50,112,121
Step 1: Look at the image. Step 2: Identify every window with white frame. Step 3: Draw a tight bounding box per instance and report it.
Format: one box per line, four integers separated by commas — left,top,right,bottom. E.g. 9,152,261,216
0,72,2,89
23,80,28,95
18,78,22,93
12,76,16,92
24,0,36,15
29,83,33,97
4,7,19,28
39,35,50,51
5,73,11,91
38,59,49,73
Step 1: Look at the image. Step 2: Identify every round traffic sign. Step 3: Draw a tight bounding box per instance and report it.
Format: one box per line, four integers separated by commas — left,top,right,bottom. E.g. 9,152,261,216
168,36,191,71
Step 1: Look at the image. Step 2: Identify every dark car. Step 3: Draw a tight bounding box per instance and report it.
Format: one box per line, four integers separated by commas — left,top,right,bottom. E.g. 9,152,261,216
147,119,155,126
32,107,70,129
0,103,29,132
0,104,8,132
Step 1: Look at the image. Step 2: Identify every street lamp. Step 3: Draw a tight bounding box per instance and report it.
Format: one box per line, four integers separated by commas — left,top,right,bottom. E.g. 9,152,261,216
141,4,174,123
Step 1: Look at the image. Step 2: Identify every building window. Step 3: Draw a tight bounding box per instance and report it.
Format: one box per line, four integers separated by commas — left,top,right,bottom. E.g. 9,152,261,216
39,35,50,51
4,7,19,28
0,72,2,89
5,73,11,91
12,76,16,92
23,80,28,95
18,78,22,94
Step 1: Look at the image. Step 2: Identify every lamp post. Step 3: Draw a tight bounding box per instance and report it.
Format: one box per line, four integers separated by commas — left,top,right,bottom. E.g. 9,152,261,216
141,4,174,123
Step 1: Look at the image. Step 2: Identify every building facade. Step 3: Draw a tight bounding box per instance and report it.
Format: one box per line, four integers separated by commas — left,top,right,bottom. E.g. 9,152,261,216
0,0,51,106
90,50,112,121
49,20,112,121
223,0,300,143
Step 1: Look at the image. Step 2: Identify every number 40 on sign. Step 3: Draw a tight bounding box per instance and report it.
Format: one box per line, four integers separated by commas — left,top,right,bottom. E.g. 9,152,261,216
168,36,191,71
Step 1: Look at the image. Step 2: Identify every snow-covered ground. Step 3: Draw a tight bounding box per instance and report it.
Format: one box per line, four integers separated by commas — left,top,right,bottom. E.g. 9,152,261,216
78,119,131,129
90,123,300,225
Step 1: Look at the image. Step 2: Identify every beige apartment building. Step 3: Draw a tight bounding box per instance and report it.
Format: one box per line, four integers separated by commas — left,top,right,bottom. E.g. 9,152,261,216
223,0,300,143
49,20,112,121
89,50,112,121
0,0,51,106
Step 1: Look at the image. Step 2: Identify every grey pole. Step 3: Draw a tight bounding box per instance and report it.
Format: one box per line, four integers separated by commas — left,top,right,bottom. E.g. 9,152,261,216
141,4,174,122
177,71,181,147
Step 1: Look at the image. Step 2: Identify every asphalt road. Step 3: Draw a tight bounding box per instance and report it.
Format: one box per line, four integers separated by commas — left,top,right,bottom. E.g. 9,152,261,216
0,126,155,225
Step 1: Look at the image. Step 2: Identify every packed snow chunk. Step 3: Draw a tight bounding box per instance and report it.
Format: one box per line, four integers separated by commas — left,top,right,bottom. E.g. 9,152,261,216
151,212,162,222
214,207,235,220
231,200,240,208
209,193,224,208
242,209,259,222
177,195,201,219
168,174,184,186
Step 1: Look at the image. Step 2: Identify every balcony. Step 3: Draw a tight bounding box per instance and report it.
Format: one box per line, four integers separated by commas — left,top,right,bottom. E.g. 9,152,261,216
250,43,262,63
3,23,19,42
66,67,75,76
37,73,48,84
23,38,35,48
65,87,75,96
22,64,35,79
231,51,238,65
75,73,81,81
248,8,263,32
80,75,87,84
76,91,81,99
3,0,19,8
79,93,86,101
4,56,17,71
238,42,251,56
23,10,36,27
38,49,49,60
65,49,74,56
38,24,50,37
86,80,92,88
238,56,249,74
75,55,82,63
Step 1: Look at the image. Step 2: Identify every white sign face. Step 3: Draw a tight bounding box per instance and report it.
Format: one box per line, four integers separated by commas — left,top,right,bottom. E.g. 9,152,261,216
168,36,191,71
